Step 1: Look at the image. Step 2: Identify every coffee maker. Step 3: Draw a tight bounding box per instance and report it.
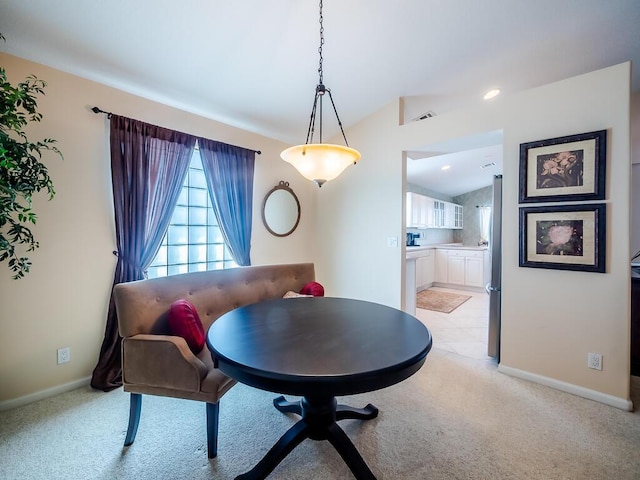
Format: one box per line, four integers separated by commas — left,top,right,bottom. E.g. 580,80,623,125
406,232,419,246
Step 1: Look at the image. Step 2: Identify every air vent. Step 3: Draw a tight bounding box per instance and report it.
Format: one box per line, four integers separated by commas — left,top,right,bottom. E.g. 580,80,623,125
413,111,436,121
480,162,496,169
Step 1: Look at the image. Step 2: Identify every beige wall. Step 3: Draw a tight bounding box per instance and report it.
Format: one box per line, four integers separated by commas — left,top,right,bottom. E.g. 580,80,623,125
0,53,316,404
313,100,406,307
316,63,632,406
1,53,633,410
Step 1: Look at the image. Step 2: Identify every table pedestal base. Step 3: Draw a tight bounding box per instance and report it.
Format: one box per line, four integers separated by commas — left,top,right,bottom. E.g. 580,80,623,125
235,396,379,480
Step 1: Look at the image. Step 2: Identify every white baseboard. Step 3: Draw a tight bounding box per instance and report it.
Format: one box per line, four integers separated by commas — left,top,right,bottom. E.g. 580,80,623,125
498,365,633,411
432,282,485,294
0,376,92,412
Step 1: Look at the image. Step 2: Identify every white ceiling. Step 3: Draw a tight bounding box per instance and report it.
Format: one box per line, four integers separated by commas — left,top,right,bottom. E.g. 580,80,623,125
406,130,504,197
1,1,638,194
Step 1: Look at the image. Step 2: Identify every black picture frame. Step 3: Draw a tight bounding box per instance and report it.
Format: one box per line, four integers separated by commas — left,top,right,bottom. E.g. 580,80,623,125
519,203,606,273
519,130,606,203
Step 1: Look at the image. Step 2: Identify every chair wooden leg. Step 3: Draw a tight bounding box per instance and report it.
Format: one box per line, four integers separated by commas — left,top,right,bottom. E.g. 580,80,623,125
124,393,142,446
206,402,220,458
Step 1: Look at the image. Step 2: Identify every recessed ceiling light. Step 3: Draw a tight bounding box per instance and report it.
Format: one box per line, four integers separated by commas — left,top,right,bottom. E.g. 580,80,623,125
441,165,450,171
483,89,500,100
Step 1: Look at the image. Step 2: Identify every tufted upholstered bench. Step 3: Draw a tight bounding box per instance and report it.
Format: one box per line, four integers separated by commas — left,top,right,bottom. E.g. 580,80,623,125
114,262,316,458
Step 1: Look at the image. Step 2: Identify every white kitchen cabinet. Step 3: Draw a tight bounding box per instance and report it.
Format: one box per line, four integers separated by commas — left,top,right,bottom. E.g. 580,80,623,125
407,192,462,230
432,200,445,227
417,195,437,228
416,256,425,289
435,248,487,289
435,249,448,283
443,202,455,228
423,198,435,227
465,254,484,287
406,192,419,228
416,250,435,291
443,202,464,229
406,192,428,228
447,255,465,285
454,204,463,228
425,252,435,286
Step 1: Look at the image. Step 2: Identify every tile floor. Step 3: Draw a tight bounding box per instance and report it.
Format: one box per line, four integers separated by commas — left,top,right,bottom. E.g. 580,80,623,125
414,286,494,361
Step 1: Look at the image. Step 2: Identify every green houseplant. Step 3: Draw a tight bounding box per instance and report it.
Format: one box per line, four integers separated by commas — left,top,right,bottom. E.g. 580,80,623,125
0,34,62,279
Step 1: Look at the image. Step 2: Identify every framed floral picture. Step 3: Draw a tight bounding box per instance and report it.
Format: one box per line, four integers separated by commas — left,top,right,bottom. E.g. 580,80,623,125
519,204,606,273
519,130,606,203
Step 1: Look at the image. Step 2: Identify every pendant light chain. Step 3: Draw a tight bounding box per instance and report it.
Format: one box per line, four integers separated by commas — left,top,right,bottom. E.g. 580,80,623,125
318,0,324,85
281,0,360,188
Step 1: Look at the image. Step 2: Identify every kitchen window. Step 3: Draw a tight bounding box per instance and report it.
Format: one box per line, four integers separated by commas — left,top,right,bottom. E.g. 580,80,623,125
478,205,491,245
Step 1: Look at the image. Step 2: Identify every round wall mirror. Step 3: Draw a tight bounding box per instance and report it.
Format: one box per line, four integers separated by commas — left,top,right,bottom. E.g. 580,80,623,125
262,181,301,237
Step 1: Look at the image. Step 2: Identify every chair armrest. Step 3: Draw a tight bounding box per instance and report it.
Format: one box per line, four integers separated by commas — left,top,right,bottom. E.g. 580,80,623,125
122,334,209,392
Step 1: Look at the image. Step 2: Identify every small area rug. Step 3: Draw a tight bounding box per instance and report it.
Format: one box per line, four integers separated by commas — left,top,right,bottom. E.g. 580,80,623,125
416,289,471,313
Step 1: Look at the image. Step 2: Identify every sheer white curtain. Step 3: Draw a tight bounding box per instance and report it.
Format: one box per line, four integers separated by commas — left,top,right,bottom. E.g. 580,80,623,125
198,138,256,266
479,206,491,245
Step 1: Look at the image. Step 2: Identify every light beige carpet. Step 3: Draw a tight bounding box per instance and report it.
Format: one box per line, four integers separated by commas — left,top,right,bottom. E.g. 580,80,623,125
1,349,640,479
416,289,471,313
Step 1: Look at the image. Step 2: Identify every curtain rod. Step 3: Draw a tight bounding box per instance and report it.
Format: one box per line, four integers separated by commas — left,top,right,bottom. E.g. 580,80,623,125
91,106,261,155
91,106,113,117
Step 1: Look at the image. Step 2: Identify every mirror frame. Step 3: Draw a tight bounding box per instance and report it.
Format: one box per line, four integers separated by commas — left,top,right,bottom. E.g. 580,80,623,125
261,181,301,237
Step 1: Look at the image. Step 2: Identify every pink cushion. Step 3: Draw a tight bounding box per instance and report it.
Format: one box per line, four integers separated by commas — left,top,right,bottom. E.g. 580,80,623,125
168,299,205,354
300,281,324,297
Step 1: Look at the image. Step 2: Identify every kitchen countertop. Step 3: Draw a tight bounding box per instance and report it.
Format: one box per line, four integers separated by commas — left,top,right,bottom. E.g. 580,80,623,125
406,243,488,260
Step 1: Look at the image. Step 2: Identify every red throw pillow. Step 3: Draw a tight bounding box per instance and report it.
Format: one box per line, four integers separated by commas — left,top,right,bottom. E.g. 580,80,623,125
168,299,205,354
300,281,325,297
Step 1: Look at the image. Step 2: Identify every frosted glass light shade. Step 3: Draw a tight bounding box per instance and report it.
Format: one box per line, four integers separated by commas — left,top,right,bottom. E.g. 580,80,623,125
281,143,361,187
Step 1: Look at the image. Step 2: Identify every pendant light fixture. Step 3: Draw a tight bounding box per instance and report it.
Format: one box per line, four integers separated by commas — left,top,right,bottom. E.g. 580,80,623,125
280,0,361,188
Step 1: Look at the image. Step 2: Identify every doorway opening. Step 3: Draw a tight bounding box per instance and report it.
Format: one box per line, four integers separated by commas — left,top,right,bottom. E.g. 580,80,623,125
405,131,503,362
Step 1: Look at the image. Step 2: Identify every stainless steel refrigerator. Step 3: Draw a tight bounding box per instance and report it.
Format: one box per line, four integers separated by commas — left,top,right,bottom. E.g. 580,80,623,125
487,175,502,360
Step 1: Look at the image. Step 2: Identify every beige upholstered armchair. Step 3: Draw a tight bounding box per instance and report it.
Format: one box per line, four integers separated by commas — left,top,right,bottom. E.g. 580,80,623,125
113,263,316,458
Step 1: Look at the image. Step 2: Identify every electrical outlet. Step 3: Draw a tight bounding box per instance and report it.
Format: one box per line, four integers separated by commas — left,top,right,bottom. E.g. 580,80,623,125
587,352,602,371
57,347,70,365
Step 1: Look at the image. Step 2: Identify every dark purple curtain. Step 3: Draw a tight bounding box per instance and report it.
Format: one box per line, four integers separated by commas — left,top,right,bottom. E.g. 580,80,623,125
198,138,255,266
91,115,196,391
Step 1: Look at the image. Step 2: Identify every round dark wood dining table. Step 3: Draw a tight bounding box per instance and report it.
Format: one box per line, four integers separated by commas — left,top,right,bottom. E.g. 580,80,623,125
207,296,433,480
